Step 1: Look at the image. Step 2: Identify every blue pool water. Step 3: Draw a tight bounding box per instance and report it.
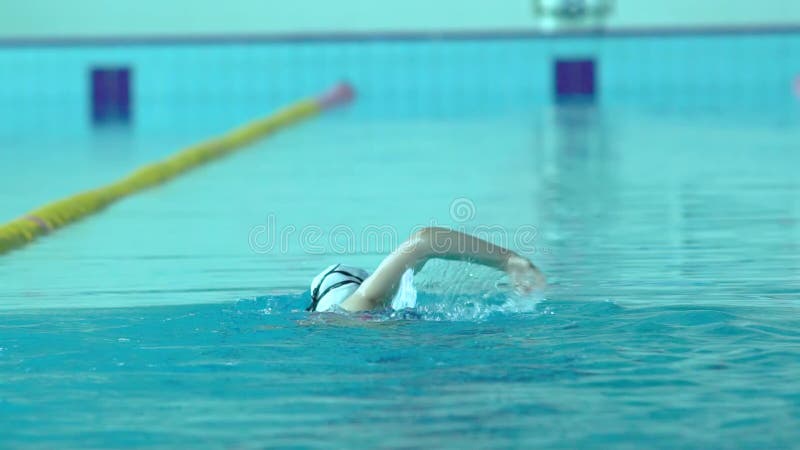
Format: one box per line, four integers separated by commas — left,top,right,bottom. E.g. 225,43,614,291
2,35,800,448
2,104,800,448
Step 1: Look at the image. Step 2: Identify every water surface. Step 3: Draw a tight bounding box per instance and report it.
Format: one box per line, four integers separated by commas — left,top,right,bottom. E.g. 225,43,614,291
1,103,800,448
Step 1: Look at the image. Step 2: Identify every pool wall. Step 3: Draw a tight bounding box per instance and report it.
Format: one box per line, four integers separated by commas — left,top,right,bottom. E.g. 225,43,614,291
0,32,798,135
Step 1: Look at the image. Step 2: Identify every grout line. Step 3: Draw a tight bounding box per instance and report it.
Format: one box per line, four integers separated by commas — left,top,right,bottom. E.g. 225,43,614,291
0,24,799,48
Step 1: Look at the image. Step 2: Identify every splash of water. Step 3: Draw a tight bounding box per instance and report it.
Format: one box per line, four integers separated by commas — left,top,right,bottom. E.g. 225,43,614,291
249,260,545,322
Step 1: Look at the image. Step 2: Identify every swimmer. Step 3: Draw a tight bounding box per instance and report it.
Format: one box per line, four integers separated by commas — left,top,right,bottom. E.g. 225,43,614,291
307,226,545,312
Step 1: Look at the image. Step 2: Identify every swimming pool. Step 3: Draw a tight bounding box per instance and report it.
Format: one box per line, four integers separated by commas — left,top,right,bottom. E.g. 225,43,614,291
2,33,800,447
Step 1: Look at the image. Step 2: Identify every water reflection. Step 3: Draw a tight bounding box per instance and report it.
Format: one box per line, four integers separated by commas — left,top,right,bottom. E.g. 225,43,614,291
535,105,800,306
535,105,620,298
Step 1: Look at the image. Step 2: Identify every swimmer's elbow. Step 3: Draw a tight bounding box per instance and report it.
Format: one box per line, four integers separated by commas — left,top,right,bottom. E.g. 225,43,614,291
408,226,446,259
410,226,445,242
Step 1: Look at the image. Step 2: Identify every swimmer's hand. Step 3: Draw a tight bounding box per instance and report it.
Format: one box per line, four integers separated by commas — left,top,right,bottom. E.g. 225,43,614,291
505,255,546,294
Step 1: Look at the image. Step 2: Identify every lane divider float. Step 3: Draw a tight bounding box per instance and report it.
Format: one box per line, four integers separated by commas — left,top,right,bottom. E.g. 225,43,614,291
0,82,355,256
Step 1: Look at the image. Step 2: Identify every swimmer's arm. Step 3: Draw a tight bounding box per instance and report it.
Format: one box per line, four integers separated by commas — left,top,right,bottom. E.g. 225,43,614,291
340,227,545,311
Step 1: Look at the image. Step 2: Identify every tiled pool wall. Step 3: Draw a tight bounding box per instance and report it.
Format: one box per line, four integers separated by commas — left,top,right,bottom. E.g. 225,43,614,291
0,32,798,134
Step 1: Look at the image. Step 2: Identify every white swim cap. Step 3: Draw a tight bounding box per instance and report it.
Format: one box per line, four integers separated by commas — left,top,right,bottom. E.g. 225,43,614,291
307,264,369,312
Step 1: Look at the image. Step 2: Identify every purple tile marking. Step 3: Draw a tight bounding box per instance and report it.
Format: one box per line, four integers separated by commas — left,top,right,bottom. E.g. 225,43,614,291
555,59,596,101
91,67,131,123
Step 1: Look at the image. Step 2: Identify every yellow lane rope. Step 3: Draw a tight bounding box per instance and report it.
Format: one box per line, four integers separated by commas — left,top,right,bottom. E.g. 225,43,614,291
0,82,355,256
